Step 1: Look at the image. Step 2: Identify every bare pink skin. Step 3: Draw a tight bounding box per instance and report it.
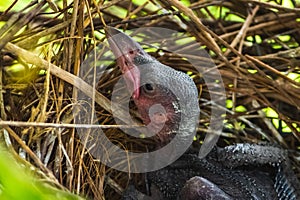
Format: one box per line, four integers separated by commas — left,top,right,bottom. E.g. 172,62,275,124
134,87,179,142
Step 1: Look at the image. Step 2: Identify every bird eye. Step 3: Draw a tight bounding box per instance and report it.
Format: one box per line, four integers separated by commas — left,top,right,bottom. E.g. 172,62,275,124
143,83,155,93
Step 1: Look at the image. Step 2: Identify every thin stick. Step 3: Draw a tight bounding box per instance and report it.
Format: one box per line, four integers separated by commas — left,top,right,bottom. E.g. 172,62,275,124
0,120,141,129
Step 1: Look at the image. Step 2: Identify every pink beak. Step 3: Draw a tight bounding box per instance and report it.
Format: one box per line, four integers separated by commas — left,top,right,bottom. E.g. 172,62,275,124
105,26,144,99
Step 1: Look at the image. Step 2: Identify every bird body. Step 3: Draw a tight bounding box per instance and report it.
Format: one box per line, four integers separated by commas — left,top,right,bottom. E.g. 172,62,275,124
148,144,300,200
122,144,300,200
105,26,300,200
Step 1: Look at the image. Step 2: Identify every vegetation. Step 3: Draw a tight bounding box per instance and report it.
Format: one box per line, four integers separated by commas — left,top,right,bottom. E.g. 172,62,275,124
0,0,299,199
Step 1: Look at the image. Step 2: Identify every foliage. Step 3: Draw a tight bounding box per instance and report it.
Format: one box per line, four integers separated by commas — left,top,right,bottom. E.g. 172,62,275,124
0,145,82,200
0,0,299,199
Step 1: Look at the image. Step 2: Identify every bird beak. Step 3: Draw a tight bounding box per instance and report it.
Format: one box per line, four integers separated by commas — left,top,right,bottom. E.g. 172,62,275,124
105,26,145,99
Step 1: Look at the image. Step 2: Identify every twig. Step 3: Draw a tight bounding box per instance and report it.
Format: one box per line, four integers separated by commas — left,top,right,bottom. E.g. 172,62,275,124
166,0,222,57
3,42,140,126
0,120,141,129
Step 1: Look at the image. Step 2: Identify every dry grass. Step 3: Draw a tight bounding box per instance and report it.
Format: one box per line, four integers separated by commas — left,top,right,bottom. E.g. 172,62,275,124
0,0,300,199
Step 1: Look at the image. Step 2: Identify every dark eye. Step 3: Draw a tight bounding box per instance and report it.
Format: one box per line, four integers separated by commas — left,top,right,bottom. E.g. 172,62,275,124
143,83,155,93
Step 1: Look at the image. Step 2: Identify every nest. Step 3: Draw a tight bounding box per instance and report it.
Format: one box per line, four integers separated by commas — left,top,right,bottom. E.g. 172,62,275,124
0,0,300,199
